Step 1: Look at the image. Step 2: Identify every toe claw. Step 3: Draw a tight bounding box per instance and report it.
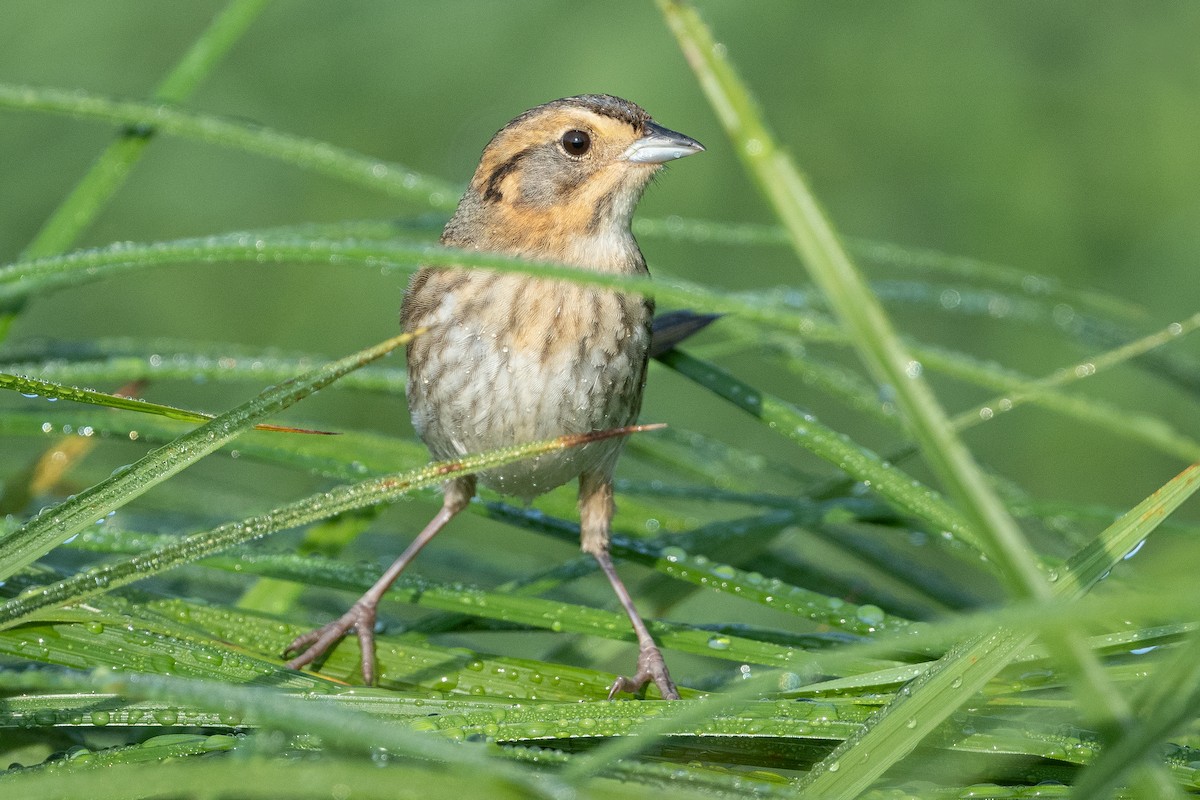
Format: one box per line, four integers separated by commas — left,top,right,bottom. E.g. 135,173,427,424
607,645,680,700
282,601,378,683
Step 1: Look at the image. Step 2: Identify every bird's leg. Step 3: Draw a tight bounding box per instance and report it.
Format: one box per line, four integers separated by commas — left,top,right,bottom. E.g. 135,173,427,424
580,472,680,700
284,477,474,685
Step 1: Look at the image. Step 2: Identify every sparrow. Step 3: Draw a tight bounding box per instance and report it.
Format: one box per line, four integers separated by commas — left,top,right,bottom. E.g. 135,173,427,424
284,94,704,700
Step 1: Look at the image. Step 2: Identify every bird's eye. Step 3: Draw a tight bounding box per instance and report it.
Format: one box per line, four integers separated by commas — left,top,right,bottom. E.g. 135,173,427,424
560,129,591,156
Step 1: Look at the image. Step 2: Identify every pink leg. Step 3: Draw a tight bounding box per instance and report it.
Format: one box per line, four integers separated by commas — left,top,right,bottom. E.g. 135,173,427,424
593,548,680,700
284,478,472,685
580,472,680,700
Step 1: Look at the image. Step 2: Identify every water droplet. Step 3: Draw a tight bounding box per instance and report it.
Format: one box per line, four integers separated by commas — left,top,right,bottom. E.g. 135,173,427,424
153,709,179,725
660,546,687,563
777,672,802,691
856,604,885,626
1052,303,1076,326
707,635,731,651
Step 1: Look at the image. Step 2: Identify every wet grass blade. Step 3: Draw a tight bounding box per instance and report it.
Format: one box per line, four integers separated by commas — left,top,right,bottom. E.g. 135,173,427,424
0,332,413,582
658,0,1044,600
797,463,1200,797
18,0,271,262
656,1,1177,795
0,336,407,395
0,83,461,212
659,349,983,553
0,234,787,328
0,669,563,800
1071,627,1200,799
0,424,663,632
0,372,333,434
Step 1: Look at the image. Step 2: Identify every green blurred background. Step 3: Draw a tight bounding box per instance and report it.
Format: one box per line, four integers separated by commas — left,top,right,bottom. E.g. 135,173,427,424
2,2,1198,519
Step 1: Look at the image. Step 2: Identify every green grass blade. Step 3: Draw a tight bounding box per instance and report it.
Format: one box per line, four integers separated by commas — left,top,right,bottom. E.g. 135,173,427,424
0,759,553,800
659,349,982,552
1070,628,1200,799
0,599,332,689
0,84,460,211
0,424,661,632
0,337,408,394
0,233,796,329
0,371,331,433
655,2,1169,794
168,548,824,673
848,238,1147,323
1052,462,1200,599
925,346,1200,463
658,0,1044,599
19,0,270,262
949,312,1200,448
797,463,1200,796
3,669,562,799
0,332,411,582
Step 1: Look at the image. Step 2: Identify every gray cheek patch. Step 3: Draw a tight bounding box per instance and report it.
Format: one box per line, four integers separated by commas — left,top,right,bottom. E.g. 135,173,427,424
516,145,589,207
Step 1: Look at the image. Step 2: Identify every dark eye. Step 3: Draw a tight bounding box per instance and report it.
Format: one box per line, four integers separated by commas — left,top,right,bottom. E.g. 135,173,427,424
560,129,591,156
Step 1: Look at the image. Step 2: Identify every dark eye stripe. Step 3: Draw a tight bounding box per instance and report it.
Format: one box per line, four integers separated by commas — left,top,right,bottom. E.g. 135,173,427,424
482,147,531,202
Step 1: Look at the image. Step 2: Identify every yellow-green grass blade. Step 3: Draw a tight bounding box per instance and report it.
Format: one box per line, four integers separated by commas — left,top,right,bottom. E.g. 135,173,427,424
0,332,412,582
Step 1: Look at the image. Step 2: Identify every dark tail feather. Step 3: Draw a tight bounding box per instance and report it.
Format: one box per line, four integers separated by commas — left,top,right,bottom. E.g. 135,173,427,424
650,310,722,358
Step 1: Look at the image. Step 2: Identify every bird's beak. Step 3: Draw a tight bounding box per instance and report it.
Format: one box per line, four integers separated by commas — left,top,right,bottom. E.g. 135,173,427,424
623,121,705,164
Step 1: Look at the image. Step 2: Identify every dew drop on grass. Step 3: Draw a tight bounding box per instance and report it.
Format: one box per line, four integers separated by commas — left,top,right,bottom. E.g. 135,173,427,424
153,708,179,726
660,546,687,563
856,604,885,626
712,563,737,580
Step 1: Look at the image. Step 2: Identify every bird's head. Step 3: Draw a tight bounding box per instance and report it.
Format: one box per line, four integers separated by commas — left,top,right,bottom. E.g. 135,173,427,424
444,94,704,269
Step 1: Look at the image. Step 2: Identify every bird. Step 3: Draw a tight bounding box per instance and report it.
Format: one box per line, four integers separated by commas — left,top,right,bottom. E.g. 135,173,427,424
284,94,704,700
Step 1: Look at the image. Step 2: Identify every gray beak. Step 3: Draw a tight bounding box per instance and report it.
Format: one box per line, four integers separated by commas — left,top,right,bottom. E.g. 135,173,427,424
623,120,705,164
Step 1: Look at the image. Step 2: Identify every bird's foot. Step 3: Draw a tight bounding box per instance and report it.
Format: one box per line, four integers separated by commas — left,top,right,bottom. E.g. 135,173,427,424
607,643,680,700
283,600,379,685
